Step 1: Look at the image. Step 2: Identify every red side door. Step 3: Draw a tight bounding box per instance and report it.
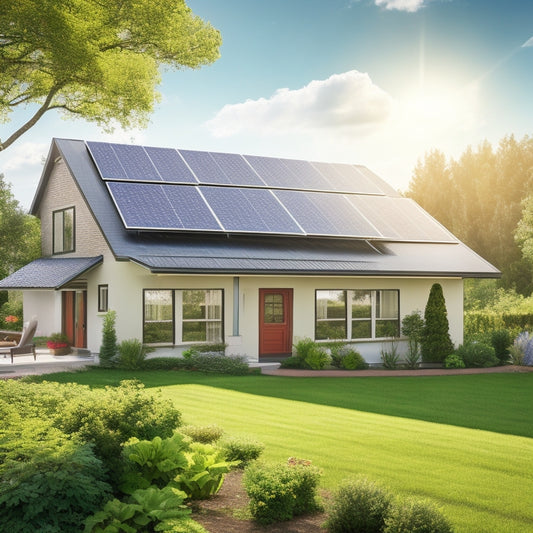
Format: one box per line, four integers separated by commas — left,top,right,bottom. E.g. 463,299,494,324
62,290,87,348
259,288,293,358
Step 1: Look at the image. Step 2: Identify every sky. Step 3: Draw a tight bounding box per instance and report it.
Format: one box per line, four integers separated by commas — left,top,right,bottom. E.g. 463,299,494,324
1,0,533,210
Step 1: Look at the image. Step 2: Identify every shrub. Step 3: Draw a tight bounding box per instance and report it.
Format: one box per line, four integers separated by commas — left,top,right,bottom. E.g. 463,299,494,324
99,310,117,367
421,284,454,363
117,338,150,369
330,344,368,370
244,460,322,525
180,424,225,444
511,331,533,365
383,497,453,533
444,353,465,369
186,352,250,374
57,380,181,483
324,476,392,533
218,435,265,467
402,311,424,369
455,342,499,368
491,329,511,364
305,344,330,369
142,356,190,370
280,355,305,368
294,337,319,359
0,422,111,533
381,340,400,369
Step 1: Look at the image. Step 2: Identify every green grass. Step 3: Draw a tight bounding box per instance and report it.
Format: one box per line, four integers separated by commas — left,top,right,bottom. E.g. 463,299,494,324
29,369,533,532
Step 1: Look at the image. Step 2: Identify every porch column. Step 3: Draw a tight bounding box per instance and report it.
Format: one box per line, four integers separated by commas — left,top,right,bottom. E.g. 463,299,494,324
232,276,240,336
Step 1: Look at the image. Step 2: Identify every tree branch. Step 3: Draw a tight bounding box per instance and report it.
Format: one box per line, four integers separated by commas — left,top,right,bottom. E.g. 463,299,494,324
0,85,61,152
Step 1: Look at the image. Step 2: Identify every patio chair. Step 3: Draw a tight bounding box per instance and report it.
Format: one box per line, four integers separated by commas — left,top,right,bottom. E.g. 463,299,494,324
0,319,38,363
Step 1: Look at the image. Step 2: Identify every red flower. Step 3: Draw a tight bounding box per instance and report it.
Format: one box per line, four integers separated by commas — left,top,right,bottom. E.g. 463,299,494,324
4,315,18,323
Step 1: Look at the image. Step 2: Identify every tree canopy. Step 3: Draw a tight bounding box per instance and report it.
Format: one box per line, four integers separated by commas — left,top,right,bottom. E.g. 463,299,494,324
0,0,221,152
407,135,533,294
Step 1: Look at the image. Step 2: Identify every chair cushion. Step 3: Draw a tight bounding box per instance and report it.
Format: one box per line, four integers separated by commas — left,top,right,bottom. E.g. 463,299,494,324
0,341,16,347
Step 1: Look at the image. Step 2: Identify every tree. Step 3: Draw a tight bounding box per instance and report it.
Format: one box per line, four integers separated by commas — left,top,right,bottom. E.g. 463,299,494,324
0,0,221,152
421,283,454,363
0,174,41,281
99,310,117,367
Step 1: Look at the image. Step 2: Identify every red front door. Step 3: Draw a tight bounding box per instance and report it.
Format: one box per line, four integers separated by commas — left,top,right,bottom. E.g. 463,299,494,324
259,289,293,358
62,290,87,348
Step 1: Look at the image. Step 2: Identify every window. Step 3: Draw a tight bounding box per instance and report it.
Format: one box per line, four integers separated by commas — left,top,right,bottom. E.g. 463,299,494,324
53,207,75,254
316,289,399,340
143,289,223,345
98,285,108,312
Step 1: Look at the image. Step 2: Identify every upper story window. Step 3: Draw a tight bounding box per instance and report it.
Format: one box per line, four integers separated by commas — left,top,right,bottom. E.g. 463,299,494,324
53,207,75,254
315,289,399,341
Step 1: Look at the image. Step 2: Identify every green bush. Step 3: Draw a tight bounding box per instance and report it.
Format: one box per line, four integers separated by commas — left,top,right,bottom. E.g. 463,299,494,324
142,356,190,370
279,354,305,368
383,497,453,533
305,344,330,369
0,421,111,533
454,342,499,368
325,476,392,533
186,352,250,374
117,338,151,369
99,310,117,367
330,344,368,370
491,329,511,364
444,353,465,369
243,460,322,525
381,341,400,369
422,284,454,363
0,298,23,331
180,424,225,444
83,486,199,533
57,380,182,482
402,311,424,369
218,435,265,467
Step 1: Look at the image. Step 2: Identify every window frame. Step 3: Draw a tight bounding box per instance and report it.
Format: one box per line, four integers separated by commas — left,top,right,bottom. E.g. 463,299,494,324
143,288,224,346
98,285,109,313
52,206,75,255
315,289,399,341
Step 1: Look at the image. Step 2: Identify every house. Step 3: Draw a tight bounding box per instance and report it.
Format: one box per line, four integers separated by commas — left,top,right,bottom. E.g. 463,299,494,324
0,138,500,363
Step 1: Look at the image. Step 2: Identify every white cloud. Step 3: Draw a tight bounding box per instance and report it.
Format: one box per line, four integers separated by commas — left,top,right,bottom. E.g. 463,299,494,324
375,0,426,12
522,36,533,47
2,142,48,172
206,70,393,138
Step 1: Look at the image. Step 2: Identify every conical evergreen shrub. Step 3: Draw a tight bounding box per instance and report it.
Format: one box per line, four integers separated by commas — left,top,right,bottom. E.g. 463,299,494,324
99,310,117,367
421,283,454,363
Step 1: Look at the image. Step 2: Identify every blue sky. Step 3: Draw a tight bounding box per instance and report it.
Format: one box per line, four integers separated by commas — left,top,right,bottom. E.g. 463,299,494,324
1,0,533,209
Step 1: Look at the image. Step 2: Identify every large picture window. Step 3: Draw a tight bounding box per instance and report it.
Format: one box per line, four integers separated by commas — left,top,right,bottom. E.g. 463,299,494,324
316,289,399,341
143,289,223,345
53,207,75,254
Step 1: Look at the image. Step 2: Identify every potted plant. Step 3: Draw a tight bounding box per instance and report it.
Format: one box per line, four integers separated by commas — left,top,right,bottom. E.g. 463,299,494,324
46,333,71,355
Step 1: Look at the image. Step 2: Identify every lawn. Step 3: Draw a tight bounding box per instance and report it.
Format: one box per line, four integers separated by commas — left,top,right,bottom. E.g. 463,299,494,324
31,370,533,532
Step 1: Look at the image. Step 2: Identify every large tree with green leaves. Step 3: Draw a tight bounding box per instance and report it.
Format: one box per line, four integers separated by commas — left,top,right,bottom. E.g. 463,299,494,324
0,0,221,152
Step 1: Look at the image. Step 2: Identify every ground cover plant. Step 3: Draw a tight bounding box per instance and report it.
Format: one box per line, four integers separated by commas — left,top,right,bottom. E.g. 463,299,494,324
24,369,533,532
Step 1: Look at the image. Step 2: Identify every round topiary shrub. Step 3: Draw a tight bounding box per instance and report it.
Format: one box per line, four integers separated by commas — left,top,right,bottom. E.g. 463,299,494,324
383,497,454,533
455,342,499,368
341,348,369,370
325,476,392,533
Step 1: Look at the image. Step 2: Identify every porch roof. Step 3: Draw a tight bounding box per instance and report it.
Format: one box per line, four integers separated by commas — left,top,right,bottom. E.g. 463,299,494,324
0,256,103,290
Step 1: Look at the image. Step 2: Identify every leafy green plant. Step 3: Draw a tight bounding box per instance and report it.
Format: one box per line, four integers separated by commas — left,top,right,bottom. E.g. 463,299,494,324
444,353,465,369
325,476,393,533
218,435,265,467
99,310,117,367
0,424,111,533
402,311,424,368
186,352,250,374
180,424,224,444
381,339,400,369
83,486,196,533
173,442,237,500
243,460,322,525
491,329,511,364
279,355,305,368
455,342,499,368
330,344,368,370
293,337,317,360
117,338,151,370
383,497,453,533
421,284,454,363
120,433,190,493
305,344,331,369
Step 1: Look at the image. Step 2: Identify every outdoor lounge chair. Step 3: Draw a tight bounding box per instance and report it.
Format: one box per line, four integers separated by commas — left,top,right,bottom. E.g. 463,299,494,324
0,319,38,363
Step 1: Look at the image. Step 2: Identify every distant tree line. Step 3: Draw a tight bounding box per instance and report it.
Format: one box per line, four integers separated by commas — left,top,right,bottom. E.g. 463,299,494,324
407,134,533,295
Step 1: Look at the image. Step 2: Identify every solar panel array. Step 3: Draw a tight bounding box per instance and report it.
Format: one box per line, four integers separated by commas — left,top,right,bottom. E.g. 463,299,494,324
87,141,456,242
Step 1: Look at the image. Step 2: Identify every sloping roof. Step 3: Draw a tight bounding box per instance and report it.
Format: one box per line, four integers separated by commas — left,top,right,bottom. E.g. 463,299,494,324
28,138,499,278
0,256,103,289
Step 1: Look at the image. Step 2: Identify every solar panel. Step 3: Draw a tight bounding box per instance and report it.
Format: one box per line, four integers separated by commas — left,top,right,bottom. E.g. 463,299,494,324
163,186,221,231
178,149,222,183
346,196,456,242
313,162,382,194
110,144,161,181
107,182,179,229
209,152,266,186
145,146,197,183
87,141,127,180
200,186,303,234
279,158,333,190
243,155,299,188
354,166,400,196
275,190,382,237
